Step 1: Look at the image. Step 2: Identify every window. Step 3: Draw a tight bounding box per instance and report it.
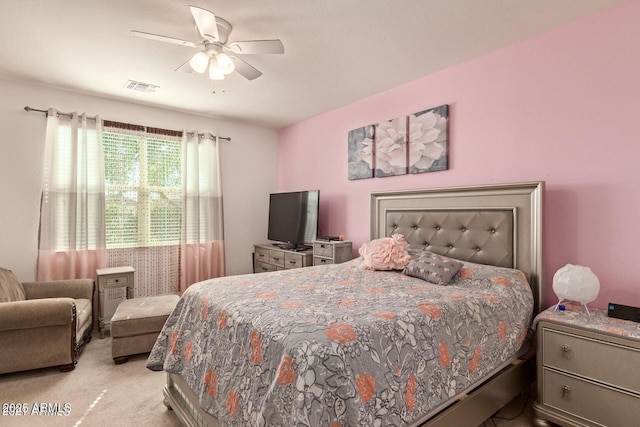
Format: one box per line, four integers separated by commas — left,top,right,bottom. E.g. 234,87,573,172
38,113,222,293
102,129,182,248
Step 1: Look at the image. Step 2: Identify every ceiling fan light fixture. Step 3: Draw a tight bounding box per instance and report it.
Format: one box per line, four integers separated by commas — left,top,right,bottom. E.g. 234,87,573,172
189,51,209,73
216,53,235,75
209,58,225,80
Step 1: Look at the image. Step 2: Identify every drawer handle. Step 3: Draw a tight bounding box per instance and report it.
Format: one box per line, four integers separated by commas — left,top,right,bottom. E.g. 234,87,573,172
562,385,571,400
320,259,327,264
320,244,327,248
561,344,571,359
289,260,297,264
273,257,280,261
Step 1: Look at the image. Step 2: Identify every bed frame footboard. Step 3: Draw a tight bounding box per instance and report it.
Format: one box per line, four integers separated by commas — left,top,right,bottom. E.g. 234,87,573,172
163,354,534,427
420,356,535,427
164,373,221,427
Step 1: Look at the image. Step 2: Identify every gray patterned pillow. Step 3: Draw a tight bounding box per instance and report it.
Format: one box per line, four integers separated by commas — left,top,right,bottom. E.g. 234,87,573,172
403,251,463,285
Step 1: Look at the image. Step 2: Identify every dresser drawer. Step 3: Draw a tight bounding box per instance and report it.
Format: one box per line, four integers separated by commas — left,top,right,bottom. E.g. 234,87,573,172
313,256,333,266
542,368,640,426
269,250,285,268
105,275,131,288
284,252,304,269
314,242,334,258
254,247,270,263
542,327,640,394
254,261,277,273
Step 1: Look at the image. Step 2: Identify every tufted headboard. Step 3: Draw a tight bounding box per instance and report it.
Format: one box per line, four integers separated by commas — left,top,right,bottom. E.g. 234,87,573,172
371,182,544,313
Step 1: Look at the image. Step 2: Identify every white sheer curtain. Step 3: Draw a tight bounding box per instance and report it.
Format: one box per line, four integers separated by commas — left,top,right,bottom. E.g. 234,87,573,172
37,109,106,281
180,131,225,293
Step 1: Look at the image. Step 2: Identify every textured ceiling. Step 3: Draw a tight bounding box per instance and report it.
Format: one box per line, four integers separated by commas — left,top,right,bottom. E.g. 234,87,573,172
0,0,627,129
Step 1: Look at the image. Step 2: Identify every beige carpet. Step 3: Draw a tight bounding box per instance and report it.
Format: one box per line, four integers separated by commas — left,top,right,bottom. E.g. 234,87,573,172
0,334,179,427
0,333,535,427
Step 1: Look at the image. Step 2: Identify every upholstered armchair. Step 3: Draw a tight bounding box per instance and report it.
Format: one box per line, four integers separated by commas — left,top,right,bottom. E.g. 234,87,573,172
0,268,94,374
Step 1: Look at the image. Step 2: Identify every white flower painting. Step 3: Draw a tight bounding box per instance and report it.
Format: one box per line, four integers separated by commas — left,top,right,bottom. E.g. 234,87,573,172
409,105,448,174
347,104,448,180
375,116,408,177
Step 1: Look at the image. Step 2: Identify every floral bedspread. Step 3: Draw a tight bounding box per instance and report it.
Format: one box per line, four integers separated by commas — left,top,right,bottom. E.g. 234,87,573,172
147,258,533,427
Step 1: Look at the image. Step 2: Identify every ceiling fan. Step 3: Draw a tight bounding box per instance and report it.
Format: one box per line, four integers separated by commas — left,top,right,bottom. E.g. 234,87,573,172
131,5,284,81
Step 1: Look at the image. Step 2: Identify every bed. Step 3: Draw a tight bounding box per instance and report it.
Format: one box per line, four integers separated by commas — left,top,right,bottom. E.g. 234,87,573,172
147,181,544,427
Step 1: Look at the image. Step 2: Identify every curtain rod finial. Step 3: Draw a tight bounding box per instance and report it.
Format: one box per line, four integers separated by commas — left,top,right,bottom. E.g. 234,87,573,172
24,106,31,112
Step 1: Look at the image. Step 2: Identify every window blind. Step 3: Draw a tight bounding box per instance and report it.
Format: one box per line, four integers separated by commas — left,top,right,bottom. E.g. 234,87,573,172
102,127,182,248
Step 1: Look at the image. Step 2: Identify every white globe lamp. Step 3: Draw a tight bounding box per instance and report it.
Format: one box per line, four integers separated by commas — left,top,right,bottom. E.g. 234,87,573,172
553,264,600,315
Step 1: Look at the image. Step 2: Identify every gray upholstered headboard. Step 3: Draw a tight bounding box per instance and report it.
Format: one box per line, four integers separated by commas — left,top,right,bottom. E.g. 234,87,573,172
371,182,544,313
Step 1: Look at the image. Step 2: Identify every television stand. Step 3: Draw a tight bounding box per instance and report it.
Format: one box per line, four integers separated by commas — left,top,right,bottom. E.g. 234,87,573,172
254,243,313,273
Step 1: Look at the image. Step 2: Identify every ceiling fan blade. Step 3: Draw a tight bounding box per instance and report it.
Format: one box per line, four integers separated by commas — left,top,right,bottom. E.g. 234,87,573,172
189,5,220,41
175,58,194,73
231,56,262,80
130,30,197,47
227,40,284,54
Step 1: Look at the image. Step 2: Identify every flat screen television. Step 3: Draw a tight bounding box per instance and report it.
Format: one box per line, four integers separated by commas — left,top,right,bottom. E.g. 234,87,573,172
268,190,319,250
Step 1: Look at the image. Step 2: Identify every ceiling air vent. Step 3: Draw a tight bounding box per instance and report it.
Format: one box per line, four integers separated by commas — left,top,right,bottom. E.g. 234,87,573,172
124,80,159,93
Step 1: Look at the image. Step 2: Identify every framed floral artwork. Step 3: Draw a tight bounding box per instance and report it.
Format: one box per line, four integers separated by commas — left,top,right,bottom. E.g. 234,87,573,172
347,104,448,180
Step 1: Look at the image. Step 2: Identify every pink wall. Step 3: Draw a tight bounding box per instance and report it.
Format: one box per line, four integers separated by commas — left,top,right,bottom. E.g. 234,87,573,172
278,1,640,311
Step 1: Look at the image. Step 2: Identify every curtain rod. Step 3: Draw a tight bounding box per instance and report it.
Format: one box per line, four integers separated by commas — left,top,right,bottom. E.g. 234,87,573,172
24,106,231,141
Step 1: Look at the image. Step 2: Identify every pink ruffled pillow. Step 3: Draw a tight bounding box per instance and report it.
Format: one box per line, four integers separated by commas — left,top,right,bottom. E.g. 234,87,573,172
359,234,412,270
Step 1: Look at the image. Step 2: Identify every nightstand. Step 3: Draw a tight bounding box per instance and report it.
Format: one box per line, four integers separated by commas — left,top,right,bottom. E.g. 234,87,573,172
96,266,135,339
313,240,352,266
533,306,640,427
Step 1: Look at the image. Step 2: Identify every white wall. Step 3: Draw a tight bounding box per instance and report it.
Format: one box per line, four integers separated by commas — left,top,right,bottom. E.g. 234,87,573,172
0,77,279,281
